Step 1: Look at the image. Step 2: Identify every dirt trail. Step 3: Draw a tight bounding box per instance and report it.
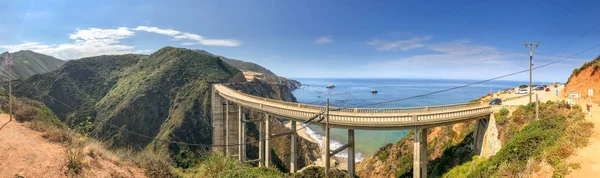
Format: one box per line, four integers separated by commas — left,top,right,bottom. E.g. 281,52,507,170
568,102,600,177
0,114,68,177
0,114,146,178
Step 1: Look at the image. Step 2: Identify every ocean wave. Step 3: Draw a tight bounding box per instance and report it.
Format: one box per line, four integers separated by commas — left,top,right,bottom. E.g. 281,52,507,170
302,124,364,162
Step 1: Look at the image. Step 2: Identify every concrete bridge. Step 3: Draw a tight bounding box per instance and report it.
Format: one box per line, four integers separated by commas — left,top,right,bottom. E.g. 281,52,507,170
211,84,500,178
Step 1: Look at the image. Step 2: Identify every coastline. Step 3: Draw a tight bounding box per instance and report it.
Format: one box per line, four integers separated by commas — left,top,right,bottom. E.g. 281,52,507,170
284,121,350,169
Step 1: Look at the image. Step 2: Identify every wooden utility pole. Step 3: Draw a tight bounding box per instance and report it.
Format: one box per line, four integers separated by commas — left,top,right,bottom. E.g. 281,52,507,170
324,98,330,177
524,41,540,104
4,52,13,121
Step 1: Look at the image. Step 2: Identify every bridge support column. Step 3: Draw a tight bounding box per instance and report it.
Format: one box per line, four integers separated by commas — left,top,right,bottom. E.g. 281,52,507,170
348,129,355,177
473,118,489,155
322,99,331,175
321,124,330,174
420,128,428,178
225,100,230,155
258,117,264,167
211,87,225,153
290,120,297,173
413,127,428,178
265,113,271,168
238,106,245,162
478,114,500,158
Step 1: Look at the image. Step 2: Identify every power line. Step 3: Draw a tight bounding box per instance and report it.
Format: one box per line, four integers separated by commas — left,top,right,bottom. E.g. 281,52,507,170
2,75,321,147
328,42,600,111
3,30,600,148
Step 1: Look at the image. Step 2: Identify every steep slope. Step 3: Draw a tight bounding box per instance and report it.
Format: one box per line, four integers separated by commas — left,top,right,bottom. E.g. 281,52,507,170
356,122,476,177
8,47,317,173
0,50,65,80
565,55,600,103
9,47,243,166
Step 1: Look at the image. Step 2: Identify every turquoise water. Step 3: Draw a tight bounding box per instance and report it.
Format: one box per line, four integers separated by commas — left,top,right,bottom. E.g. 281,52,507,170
291,78,526,160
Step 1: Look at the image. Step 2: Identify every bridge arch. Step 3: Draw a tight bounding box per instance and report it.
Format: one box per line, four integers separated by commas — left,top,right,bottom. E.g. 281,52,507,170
211,84,497,177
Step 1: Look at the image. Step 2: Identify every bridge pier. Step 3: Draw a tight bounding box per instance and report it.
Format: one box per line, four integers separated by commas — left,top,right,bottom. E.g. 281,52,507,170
348,129,355,177
238,106,246,162
211,88,225,153
264,113,271,168
225,100,230,155
413,127,428,178
258,117,264,167
476,114,500,158
290,120,297,173
473,117,489,155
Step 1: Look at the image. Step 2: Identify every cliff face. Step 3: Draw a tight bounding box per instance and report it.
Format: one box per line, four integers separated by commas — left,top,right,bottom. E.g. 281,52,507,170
229,80,320,172
356,122,476,177
194,49,301,90
565,55,600,103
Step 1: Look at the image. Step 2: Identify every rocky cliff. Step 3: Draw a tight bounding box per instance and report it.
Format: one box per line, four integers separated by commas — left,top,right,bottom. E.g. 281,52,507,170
565,55,600,103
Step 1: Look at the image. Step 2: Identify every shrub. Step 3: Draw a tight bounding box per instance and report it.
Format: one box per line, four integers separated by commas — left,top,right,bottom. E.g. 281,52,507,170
66,136,86,176
379,150,389,162
292,166,350,178
519,85,528,88
174,153,286,178
447,102,593,177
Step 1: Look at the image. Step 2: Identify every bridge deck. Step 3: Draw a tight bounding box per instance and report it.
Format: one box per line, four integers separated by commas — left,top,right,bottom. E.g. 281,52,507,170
215,84,492,130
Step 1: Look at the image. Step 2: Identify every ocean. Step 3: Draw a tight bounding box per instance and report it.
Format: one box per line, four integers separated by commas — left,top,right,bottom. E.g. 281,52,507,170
291,78,532,162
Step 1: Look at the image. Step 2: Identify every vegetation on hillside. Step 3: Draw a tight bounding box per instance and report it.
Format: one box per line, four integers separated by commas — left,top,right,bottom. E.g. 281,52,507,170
8,47,241,169
567,55,600,83
4,47,318,176
358,101,592,177
194,49,301,89
0,50,65,80
444,101,593,177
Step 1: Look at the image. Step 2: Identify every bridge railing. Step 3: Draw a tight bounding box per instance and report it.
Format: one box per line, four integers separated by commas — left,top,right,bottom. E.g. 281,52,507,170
217,85,492,127
502,93,533,102
230,88,482,114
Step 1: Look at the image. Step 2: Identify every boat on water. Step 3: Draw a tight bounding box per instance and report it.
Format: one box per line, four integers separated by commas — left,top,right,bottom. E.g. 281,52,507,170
371,89,378,93
327,83,335,89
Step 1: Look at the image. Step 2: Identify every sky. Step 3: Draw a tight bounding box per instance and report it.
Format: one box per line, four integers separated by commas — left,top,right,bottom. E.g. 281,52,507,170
1,0,599,82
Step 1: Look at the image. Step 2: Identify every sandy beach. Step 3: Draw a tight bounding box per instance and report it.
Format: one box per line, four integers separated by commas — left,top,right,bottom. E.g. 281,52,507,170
284,121,350,170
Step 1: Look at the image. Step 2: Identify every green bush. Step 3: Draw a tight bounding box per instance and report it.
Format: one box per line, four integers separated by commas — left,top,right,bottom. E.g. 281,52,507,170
174,153,285,178
443,102,593,177
379,150,389,162
495,108,510,125
292,166,350,178
518,85,528,88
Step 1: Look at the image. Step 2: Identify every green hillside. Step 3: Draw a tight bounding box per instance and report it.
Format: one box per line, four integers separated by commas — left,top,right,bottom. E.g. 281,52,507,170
0,50,65,80
193,50,301,90
11,47,241,159
8,47,317,173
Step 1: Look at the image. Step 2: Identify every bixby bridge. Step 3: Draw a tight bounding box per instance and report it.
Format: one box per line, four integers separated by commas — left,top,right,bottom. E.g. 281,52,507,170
212,84,508,178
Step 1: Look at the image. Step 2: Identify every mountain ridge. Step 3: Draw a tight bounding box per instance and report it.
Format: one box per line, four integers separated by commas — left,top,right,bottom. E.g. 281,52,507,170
1,50,65,80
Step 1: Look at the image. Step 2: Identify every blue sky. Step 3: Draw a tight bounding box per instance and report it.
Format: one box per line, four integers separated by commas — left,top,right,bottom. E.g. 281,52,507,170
1,0,599,82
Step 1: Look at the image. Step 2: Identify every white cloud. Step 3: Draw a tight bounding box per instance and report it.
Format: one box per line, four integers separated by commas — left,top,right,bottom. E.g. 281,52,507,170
363,40,519,79
1,25,242,59
69,27,134,42
133,26,241,47
1,27,139,59
133,26,180,36
368,36,432,51
315,36,334,44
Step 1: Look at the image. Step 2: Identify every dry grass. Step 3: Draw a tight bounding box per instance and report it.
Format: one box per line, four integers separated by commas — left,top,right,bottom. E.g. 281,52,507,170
66,136,86,176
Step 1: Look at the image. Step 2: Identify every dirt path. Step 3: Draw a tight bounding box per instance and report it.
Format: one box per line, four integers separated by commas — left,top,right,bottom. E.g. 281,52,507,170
0,114,68,178
568,103,600,177
0,114,147,178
